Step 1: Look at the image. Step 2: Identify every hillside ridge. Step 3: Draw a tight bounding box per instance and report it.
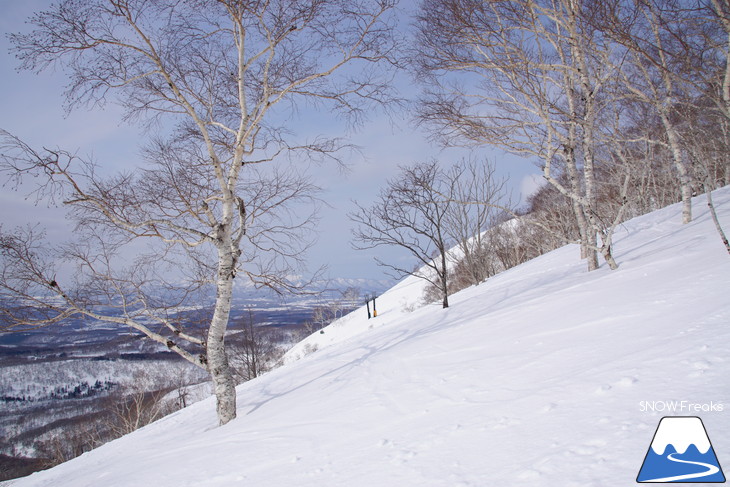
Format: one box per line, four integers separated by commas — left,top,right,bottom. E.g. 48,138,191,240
6,187,730,487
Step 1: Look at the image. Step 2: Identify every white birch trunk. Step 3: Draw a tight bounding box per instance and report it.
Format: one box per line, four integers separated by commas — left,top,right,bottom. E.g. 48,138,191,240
563,145,599,271
662,114,693,224
651,5,693,225
207,243,238,425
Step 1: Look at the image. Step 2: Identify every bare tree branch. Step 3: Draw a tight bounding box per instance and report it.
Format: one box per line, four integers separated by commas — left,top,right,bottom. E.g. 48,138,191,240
2,0,401,426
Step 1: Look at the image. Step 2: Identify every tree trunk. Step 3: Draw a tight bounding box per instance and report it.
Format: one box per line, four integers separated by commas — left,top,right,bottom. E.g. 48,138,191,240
563,146,599,271
584,225,600,271
207,245,238,426
441,250,449,309
663,118,693,224
578,95,600,270
600,243,620,270
705,184,730,255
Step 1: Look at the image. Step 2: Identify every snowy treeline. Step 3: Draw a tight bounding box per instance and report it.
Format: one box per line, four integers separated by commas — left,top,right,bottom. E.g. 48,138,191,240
353,152,729,310
0,379,116,403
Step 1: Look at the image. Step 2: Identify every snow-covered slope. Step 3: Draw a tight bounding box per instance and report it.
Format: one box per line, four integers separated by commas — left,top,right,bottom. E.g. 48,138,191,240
281,265,429,365
6,189,730,487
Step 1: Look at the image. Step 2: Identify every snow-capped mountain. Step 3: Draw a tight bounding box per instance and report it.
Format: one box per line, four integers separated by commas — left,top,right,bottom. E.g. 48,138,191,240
638,416,725,483
650,417,712,455
4,188,730,487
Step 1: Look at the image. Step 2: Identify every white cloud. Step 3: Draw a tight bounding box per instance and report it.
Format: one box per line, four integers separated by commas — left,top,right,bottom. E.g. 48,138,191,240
520,173,545,201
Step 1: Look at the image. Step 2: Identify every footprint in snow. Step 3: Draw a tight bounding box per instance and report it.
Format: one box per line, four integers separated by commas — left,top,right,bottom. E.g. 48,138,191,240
616,376,639,387
685,359,712,377
541,402,558,413
492,416,521,429
693,359,712,369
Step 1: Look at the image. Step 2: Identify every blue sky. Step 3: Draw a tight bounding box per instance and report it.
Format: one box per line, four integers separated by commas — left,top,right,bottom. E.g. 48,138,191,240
0,1,544,283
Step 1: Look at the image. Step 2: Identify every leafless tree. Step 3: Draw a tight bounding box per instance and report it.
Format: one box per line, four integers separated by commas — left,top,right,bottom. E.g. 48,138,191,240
105,371,173,438
682,104,730,254
600,0,729,246
169,360,206,409
414,0,631,271
227,308,283,383
597,0,703,224
350,161,454,308
299,287,360,334
609,108,683,218
442,158,512,286
700,0,730,124
36,422,104,471
698,0,730,253
523,177,580,247
0,0,400,425
338,287,362,313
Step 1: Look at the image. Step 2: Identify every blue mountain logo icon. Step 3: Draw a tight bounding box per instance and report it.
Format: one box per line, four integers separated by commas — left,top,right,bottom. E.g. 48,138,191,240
637,416,725,483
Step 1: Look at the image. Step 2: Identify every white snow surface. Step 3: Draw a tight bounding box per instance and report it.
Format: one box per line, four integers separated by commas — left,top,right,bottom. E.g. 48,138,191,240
6,189,730,486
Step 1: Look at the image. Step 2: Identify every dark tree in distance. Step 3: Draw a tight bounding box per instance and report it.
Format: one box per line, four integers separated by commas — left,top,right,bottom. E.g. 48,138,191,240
350,161,454,308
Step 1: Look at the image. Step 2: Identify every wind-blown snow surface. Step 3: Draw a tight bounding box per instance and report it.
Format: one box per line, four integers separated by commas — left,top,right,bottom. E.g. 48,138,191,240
7,189,730,486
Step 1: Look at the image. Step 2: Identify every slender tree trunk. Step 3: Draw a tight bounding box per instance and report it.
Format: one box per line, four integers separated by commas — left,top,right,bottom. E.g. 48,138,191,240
207,243,238,425
578,84,603,270
563,147,599,270
649,2,694,224
441,249,449,309
600,242,620,270
585,228,600,270
705,183,730,256
662,115,693,224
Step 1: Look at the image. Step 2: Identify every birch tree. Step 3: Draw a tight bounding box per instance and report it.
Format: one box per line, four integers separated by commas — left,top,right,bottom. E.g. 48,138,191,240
0,0,399,426
701,0,730,253
414,0,626,271
602,0,729,244
600,0,701,224
703,0,730,124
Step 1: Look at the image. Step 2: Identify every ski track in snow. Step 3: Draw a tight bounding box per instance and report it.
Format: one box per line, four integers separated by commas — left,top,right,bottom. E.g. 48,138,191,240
3,188,730,486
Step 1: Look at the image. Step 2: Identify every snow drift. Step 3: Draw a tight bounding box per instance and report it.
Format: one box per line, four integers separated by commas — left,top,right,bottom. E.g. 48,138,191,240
5,188,730,487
